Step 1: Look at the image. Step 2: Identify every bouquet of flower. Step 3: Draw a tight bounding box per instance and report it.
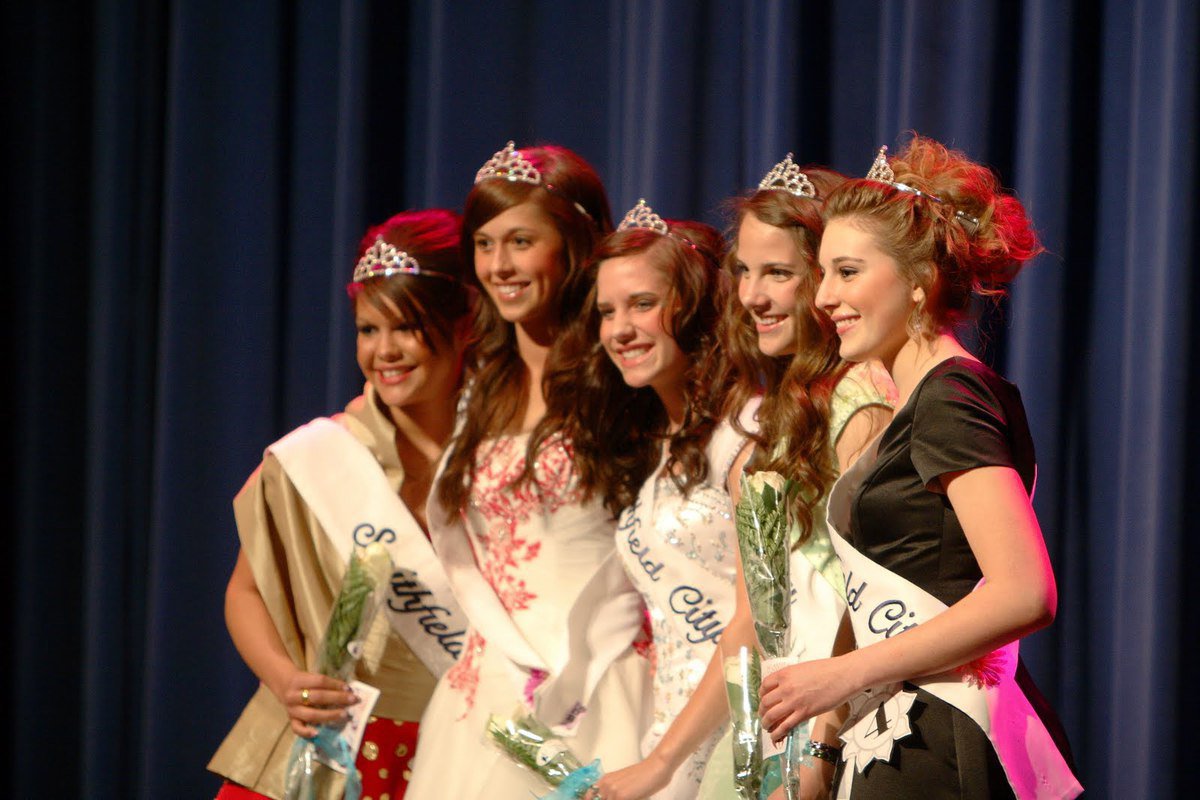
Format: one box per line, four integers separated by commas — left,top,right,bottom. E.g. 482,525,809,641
486,714,602,798
283,542,394,800
735,471,807,799
724,645,763,799
736,471,794,657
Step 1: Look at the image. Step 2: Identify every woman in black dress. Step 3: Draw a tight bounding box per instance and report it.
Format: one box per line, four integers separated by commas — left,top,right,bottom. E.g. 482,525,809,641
757,136,1081,799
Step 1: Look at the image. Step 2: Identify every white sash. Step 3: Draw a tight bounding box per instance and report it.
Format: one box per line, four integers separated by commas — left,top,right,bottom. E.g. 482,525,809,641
426,442,644,733
825,439,1082,799
617,464,737,652
269,418,466,678
618,410,760,650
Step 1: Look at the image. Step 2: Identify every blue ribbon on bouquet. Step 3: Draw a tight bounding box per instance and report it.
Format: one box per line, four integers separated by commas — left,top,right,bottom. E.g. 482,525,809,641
286,725,363,800
537,760,602,799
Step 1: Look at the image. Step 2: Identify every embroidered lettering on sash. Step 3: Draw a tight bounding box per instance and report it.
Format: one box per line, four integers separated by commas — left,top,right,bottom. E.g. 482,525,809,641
867,599,918,639
617,457,736,653
349,523,463,657
841,570,923,638
618,496,666,581
667,585,725,644
353,522,396,546
388,568,465,658
844,570,866,613
269,418,467,677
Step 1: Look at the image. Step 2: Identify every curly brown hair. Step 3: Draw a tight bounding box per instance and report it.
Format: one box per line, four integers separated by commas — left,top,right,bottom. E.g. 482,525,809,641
537,219,731,518
436,144,613,514
720,167,851,544
823,134,1044,338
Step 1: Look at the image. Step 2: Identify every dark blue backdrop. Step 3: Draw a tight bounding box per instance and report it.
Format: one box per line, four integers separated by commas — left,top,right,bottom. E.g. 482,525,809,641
5,1,1196,798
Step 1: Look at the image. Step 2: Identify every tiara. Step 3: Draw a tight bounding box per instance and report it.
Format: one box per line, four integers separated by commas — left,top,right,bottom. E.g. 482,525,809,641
866,145,980,234
616,198,697,250
474,140,540,185
473,140,594,222
352,237,457,283
617,198,668,235
758,153,816,198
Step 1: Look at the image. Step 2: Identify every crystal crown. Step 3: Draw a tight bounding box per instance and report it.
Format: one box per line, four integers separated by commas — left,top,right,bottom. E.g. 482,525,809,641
353,237,425,282
758,153,817,198
474,140,541,185
617,198,669,235
864,145,979,233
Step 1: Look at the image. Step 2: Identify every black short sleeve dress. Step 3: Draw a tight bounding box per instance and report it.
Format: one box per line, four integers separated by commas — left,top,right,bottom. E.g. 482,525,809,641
838,357,1073,799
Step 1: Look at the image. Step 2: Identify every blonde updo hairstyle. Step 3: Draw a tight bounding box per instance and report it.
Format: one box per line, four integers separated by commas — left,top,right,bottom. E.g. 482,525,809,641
823,135,1043,339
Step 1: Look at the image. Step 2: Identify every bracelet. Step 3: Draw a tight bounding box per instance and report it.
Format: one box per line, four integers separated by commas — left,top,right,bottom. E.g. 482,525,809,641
803,739,842,764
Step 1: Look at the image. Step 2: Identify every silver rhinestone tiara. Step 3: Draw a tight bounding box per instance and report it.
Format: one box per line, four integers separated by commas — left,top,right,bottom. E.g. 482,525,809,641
758,153,816,198
473,140,594,222
474,140,540,185
617,198,669,235
866,145,898,184
352,237,456,283
617,198,696,249
866,145,980,233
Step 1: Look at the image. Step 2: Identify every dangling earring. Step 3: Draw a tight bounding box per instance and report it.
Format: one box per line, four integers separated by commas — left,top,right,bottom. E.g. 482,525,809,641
909,286,927,339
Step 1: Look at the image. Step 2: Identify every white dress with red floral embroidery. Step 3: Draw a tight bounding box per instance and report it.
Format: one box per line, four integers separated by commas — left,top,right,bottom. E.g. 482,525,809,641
408,433,652,798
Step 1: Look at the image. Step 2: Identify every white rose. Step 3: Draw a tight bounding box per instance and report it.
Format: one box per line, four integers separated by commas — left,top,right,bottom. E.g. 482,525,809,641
359,541,395,586
745,470,787,496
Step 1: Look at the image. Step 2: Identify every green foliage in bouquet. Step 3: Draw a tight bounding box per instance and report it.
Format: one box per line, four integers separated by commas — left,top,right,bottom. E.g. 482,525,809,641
735,471,796,657
317,548,381,678
486,714,585,788
284,542,393,800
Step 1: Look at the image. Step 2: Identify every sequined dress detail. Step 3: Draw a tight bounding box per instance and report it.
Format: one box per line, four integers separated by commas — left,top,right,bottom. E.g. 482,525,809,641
616,408,756,798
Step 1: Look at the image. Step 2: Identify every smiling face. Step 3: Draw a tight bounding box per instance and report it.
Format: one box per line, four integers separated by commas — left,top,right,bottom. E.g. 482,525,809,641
472,201,566,334
596,254,688,400
816,217,921,366
734,213,806,357
355,294,462,422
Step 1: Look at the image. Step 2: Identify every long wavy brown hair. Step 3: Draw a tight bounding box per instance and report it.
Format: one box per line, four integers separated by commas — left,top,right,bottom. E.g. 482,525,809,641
537,219,731,518
720,167,850,544
436,144,613,514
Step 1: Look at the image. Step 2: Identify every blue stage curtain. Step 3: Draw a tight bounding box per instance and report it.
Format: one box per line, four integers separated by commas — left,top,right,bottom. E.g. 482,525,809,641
4,1,1196,798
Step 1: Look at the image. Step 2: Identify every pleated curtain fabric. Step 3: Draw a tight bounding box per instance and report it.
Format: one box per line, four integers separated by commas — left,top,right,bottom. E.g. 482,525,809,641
3,1,1196,798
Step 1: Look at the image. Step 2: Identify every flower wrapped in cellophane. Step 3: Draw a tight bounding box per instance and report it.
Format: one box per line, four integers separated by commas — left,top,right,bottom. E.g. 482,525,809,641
724,645,763,799
486,713,603,798
283,542,394,800
735,470,808,799
736,471,794,656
